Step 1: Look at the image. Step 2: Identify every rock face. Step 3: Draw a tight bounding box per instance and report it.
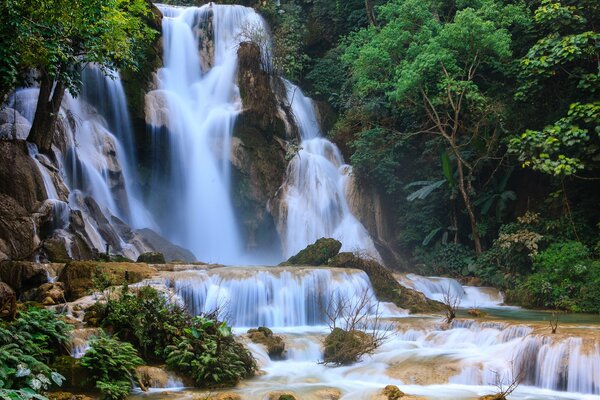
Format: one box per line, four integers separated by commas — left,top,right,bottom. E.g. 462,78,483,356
281,238,342,266
133,229,196,262
345,175,405,268
328,253,444,313
0,194,36,261
0,282,16,319
0,260,52,294
231,41,294,256
136,365,170,389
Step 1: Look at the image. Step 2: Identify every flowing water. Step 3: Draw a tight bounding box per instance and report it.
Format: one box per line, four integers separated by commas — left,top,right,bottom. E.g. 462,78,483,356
279,81,381,261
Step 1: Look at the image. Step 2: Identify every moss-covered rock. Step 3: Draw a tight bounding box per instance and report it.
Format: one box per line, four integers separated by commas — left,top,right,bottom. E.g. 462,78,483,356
136,251,166,264
327,253,444,313
382,385,405,400
323,327,375,365
45,392,93,400
58,261,155,300
281,238,342,266
247,327,286,359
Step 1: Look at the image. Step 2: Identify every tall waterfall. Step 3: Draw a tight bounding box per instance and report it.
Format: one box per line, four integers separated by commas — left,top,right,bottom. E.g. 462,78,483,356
147,5,269,263
280,82,381,260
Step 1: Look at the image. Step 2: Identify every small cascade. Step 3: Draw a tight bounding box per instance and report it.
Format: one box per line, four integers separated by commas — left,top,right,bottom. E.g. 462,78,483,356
279,81,381,260
69,327,101,358
398,273,504,308
146,4,269,263
165,267,384,327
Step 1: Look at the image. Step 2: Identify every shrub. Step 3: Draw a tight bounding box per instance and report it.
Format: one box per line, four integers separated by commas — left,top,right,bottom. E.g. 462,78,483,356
165,316,255,387
512,242,600,312
99,286,189,360
79,332,143,400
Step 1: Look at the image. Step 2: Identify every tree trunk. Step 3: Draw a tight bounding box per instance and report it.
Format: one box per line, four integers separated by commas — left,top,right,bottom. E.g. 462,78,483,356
455,153,482,255
365,0,377,26
27,72,66,153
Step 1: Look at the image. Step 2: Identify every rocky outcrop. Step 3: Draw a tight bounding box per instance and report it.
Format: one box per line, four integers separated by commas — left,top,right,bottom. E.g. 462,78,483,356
137,251,165,264
231,41,292,255
0,260,55,294
23,281,65,305
328,253,444,313
58,261,155,300
0,194,36,261
136,365,170,389
132,228,196,262
0,282,16,319
281,238,342,266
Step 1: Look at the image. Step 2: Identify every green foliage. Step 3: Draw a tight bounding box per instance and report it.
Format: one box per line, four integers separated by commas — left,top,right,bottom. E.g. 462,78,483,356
0,0,157,96
415,243,476,276
513,242,600,312
0,307,69,399
80,332,143,400
99,286,189,360
165,316,255,387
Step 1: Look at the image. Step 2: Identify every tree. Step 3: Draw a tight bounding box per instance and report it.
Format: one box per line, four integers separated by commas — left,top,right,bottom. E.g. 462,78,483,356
0,0,156,152
510,0,600,179
342,0,529,254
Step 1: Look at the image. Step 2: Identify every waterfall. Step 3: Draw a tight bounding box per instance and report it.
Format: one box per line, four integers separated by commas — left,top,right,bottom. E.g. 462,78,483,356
164,267,385,328
146,4,269,264
280,81,381,260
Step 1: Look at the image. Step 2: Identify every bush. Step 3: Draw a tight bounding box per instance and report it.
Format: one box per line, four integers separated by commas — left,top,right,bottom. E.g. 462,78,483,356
511,242,600,312
415,243,475,277
165,316,255,387
99,286,189,360
79,332,143,400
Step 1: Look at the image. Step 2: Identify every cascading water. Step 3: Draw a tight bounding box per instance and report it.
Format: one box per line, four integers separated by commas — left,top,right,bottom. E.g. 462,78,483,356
146,4,269,263
279,81,381,260
164,267,395,328
398,273,505,308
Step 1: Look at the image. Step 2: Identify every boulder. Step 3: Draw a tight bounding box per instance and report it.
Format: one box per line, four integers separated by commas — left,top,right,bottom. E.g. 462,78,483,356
58,261,155,300
479,396,506,400
281,238,342,266
22,282,65,305
0,260,50,293
313,389,342,400
247,327,286,359
132,228,196,262
266,393,297,400
136,252,166,264
328,253,444,313
382,385,405,400
202,393,242,400
46,392,93,400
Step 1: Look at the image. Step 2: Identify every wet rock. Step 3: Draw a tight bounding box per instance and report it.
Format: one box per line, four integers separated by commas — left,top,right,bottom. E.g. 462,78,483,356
0,194,36,261
0,141,47,212
281,238,342,266
323,327,375,365
0,261,52,293
479,395,506,400
313,388,342,400
328,253,444,313
22,282,65,305
0,282,16,319
133,229,195,262
136,365,170,389
137,251,166,264
203,393,242,400
58,261,155,300
382,385,405,400
247,327,286,359
0,108,30,140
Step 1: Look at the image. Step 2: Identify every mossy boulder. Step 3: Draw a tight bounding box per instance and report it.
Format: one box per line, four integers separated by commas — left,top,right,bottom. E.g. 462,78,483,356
136,252,166,264
281,238,342,266
58,261,155,300
323,327,375,365
382,385,405,400
247,327,286,359
328,253,443,313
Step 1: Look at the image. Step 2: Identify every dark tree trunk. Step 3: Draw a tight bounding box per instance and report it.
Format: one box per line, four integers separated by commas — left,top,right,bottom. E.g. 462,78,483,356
365,0,378,26
455,155,483,255
27,71,66,153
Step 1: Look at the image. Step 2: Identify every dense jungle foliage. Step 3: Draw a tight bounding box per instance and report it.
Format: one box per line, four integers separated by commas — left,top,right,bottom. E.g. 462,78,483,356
263,0,600,313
